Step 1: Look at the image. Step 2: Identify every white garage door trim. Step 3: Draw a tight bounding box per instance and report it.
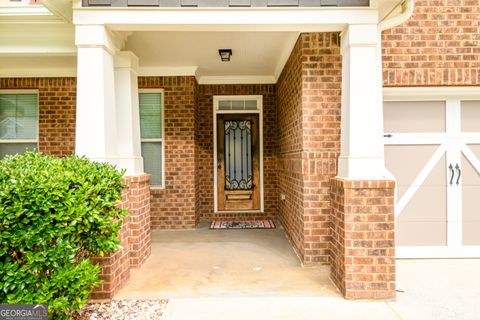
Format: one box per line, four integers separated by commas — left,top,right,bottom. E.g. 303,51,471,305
384,87,480,259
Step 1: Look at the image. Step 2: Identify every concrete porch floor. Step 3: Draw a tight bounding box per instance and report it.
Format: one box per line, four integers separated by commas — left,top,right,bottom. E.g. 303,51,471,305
115,222,339,299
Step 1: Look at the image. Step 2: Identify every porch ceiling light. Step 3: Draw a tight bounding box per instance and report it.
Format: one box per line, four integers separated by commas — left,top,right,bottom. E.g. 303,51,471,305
218,49,232,62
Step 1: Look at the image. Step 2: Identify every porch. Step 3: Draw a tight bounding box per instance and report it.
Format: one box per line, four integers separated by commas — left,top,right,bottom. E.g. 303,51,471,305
115,222,338,299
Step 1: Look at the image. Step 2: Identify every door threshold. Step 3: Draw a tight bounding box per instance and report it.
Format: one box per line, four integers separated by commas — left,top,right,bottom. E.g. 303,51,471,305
214,210,263,214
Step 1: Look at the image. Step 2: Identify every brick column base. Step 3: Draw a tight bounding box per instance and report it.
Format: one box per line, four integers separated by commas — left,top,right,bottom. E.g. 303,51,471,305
126,174,152,267
91,174,151,299
330,178,396,300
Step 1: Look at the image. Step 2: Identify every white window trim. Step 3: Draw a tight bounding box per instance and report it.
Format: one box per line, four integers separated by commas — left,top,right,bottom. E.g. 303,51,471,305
139,89,165,189
213,95,264,213
0,90,39,153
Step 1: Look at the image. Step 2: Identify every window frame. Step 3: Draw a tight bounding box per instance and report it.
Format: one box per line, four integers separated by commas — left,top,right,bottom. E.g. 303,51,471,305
139,89,165,189
0,89,39,157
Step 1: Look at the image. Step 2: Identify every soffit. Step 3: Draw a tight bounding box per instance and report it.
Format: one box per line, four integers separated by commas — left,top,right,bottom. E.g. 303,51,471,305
125,31,299,82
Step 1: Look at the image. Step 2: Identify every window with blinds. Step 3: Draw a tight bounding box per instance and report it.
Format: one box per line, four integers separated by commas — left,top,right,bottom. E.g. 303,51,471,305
139,91,164,186
0,93,38,159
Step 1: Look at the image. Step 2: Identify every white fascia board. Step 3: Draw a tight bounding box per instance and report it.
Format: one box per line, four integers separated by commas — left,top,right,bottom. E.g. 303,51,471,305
0,67,76,78
0,5,66,24
0,5,51,16
198,75,276,85
73,8,378,32
383,87,480,101
40,0,73,23
0,47,77,56
0,23,76,56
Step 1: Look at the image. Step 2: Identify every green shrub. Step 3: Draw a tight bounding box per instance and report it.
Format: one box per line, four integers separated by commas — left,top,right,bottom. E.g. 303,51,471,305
0,152,127,319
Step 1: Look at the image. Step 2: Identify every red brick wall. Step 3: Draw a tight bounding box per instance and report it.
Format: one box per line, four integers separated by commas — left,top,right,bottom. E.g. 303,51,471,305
276,36,305,261
276,33,342,266
330,178,396,300
127,174,152,267
197,84,277,221
138,76,198,230
0,78,76,156
91,174,151,299
382,0,480,87
194,81,201,226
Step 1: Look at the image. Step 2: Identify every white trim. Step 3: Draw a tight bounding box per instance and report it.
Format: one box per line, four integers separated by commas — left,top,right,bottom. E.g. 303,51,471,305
73,7,378,32
0,68,77,78
40,0,73,23
0,5,53,17
138,66,198,77
138,89,165,189
445,100,463,247
384,133,448,145
0,89,39,95
0,139,38,144
397,246,480,259
199,76,276,85
213,95,264,213
0,90,39,153
383,87,480,101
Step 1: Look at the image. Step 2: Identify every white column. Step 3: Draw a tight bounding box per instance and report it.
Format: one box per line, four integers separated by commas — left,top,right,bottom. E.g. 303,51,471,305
114,51,144,175
75,25,118,165
338,24,386,179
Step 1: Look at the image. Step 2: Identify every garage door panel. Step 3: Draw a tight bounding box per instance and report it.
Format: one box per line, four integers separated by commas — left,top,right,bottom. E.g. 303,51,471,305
462,152,480,246
397,185,447,222
385,95,480,257
397,221,447,246
461,101,480,132
384,101,446,133
463,222,480,246
385,145,443,199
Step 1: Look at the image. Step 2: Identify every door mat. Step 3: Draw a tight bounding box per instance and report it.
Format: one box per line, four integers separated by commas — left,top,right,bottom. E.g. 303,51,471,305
210,220,276,230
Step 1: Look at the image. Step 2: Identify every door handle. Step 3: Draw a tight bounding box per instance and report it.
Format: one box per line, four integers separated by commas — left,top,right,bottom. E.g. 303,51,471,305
455,163,461,186
449,163,454,186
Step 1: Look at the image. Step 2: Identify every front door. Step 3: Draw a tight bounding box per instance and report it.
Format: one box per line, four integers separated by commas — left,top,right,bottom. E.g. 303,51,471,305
217,114,260,211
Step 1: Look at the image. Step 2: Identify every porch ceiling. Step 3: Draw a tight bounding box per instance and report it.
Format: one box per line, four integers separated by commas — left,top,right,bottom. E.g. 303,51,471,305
125,31,299,84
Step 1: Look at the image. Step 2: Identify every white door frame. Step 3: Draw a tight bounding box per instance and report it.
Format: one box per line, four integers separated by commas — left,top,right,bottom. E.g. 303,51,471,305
383,87,480,258
213,95,264,213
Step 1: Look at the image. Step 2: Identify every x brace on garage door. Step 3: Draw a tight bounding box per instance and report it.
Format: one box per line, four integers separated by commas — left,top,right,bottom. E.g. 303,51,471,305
383,87,480,258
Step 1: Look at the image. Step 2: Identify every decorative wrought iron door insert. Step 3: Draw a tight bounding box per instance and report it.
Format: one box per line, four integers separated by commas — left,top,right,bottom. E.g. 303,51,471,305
224,120,253,190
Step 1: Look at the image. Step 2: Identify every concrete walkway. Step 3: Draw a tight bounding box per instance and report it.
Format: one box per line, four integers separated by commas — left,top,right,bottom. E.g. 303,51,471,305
163,297,400,320
115,224,480,319
160,259,480,320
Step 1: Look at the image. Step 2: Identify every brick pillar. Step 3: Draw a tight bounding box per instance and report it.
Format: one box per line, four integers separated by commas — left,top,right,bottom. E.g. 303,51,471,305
90,189,131,300
330,178,396,300
91,173,151,299
126,174,151,267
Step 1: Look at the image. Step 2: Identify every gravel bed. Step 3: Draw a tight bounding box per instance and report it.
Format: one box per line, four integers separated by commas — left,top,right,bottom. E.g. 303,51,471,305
74,299,168,320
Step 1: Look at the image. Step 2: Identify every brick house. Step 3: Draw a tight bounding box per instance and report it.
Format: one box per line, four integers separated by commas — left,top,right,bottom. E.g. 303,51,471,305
0,0,479,300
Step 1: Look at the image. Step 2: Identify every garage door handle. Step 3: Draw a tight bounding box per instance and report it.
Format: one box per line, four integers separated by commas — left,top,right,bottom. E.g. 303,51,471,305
449,163,454,186
384,134,393,138
455,164,461,186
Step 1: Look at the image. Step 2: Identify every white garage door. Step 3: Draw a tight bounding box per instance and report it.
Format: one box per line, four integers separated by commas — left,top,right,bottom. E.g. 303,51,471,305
384,89,480,258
